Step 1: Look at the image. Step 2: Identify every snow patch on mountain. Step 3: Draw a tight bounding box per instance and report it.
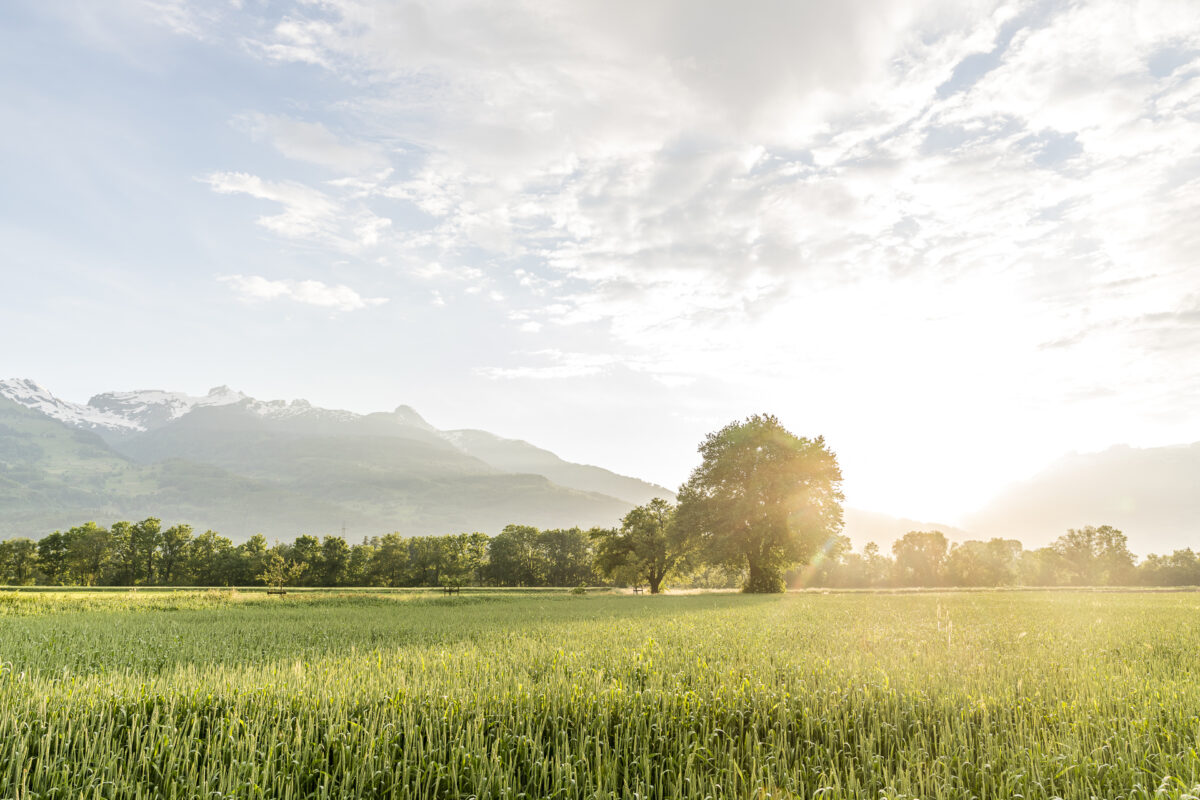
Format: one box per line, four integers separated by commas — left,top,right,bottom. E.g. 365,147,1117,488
2,378,379,432
87,386,249,429
245,397,359,423
0,378,143,432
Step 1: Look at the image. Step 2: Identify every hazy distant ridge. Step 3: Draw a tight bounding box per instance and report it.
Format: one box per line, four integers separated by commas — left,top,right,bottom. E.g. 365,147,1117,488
966,443,1200,551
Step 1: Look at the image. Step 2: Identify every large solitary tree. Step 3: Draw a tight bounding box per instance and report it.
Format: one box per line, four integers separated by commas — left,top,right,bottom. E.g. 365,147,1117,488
676,414,844,593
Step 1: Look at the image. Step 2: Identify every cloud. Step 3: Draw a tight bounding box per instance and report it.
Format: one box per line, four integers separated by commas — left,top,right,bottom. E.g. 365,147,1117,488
477,350,621,380
224,1,1196,319
477,348,700,388
218,274,388,311
237,113,387,173
182,3,1196,335
247,16,337,67
201,171,392,252
204,171,338,239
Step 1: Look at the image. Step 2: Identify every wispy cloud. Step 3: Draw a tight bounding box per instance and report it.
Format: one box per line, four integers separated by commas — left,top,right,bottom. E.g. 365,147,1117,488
236,113,387,174
477,350,621,380
204,171,338,239
477,349,699,388
218,274,388,311
201,171,392,253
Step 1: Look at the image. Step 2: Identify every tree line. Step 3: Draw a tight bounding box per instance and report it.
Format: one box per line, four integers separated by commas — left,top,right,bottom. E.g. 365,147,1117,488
0,517,1196,589
0,522,602,588
2,414,1197,590
802,525,1200,588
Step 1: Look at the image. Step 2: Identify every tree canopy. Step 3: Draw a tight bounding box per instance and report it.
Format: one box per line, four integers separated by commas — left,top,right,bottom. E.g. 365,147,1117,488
676,414,844,593
1052,524,1135,585
592,498,688,593
892,530,950,587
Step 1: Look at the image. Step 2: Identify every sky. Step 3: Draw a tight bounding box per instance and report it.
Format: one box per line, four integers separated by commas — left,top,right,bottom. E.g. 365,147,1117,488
1,0,1198,525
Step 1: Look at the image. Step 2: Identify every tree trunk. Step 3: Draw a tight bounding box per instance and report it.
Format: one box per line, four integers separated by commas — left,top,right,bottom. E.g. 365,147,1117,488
744,560,785,593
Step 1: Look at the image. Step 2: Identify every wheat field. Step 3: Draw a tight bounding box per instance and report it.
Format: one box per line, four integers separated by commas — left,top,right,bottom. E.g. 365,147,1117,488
1,589,1198,799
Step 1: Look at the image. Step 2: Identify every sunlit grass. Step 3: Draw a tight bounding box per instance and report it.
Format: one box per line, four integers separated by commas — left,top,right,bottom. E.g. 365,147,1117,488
2,591,1199,798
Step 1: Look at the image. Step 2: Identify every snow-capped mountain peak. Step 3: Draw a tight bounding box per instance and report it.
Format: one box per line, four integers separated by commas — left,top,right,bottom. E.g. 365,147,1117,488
0,377,143,432
86,386,250,430
243,397,359,422
2,378,369,433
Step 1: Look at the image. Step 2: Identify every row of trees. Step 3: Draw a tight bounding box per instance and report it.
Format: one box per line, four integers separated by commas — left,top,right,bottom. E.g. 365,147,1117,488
803,525,1200,588
2,415,1196,590
0,522,605,588
1,517,1195,589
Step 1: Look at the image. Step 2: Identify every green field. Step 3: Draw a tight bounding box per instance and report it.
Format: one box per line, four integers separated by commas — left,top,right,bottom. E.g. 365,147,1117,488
2,590,1199,799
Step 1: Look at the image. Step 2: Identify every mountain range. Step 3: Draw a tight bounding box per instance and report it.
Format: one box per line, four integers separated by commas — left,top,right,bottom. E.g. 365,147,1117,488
0,378,670,539
3,378,1197,554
